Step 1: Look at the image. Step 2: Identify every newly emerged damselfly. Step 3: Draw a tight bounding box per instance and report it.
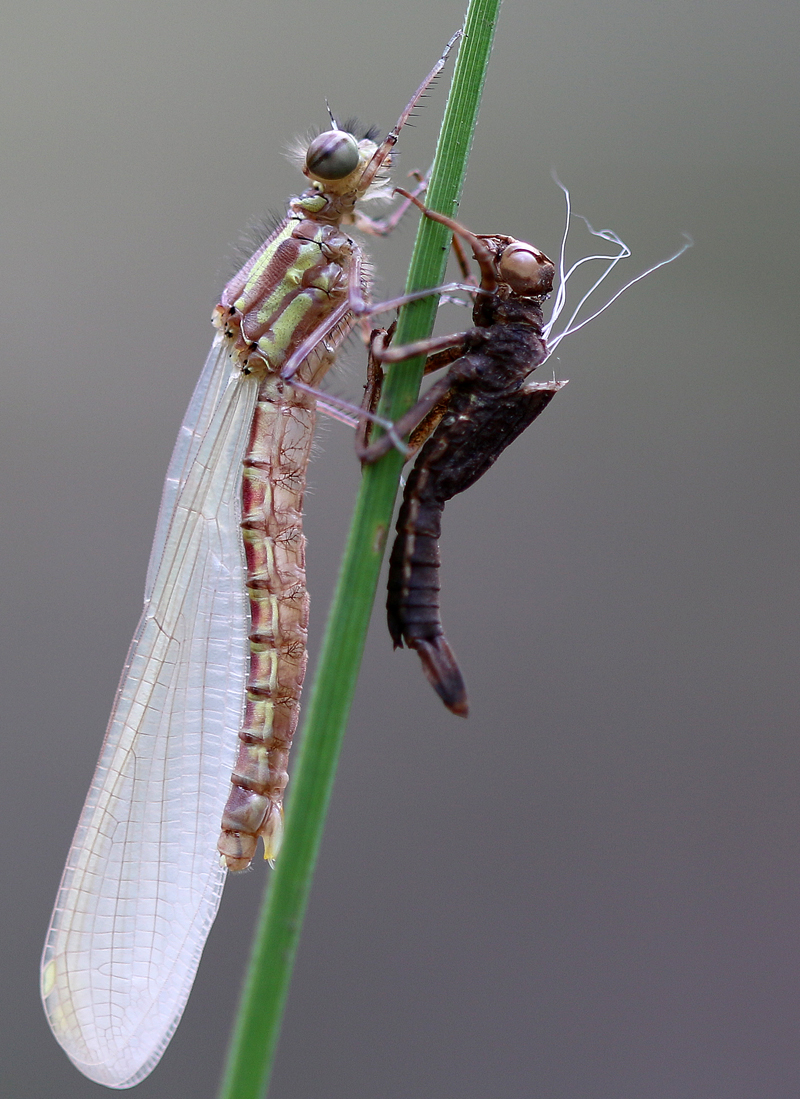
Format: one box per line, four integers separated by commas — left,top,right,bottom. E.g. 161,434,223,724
40,34,460,1089
360,191,691,715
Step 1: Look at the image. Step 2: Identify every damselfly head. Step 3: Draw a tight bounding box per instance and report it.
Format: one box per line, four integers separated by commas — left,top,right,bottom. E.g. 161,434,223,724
296,127,389,200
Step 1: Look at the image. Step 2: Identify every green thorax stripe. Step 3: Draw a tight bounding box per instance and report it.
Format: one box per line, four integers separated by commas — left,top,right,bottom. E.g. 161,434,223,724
254,289,336,367
220,216,349,370
234,233,318,318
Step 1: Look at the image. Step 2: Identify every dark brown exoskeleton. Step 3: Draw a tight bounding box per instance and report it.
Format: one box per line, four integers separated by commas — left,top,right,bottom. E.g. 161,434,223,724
358,192,566,716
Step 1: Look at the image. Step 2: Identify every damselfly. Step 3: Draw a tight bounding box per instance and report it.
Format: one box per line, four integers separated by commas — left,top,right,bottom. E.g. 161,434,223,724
359,191,691,714
40,34,459,1089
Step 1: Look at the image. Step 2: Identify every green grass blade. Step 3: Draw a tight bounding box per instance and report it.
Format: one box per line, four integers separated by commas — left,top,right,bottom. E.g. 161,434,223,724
217,3,501,1096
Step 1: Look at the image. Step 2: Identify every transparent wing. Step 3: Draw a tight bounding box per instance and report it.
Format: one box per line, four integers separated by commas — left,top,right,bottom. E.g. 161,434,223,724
41,339,259,1089
146,332,237,598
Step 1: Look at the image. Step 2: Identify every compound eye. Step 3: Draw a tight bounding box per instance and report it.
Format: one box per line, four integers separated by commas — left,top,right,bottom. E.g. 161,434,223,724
305,130,361,181
498,243,555,296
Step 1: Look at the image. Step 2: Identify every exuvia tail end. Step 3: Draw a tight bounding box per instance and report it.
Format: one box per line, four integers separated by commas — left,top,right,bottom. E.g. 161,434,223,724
412,636,469,716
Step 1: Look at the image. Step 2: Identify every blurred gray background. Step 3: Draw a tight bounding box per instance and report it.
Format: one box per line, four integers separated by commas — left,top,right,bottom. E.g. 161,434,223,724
2,1,798,1096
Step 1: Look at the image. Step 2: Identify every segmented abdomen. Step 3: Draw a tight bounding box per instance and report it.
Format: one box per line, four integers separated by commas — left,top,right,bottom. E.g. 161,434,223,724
217,377,317,870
